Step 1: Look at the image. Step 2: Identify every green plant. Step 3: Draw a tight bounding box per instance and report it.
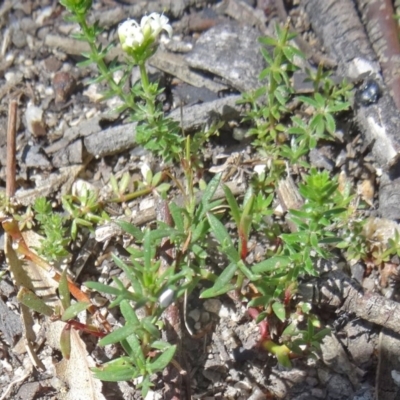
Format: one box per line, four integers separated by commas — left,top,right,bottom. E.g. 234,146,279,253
60,0,183,162
62,186,108,239
33,197,70,260
240,24,351,170
109,169,171,204
8,4,367,393
240,21,302,155
84,173,225,395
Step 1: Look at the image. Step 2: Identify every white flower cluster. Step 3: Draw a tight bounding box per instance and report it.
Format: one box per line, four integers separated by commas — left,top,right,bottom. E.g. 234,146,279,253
118,13,172,53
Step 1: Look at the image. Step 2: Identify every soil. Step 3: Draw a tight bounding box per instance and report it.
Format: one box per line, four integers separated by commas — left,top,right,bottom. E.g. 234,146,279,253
0,0,398,399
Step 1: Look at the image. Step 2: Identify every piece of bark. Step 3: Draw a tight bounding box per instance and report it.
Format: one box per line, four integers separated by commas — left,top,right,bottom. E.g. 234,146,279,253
21,145,51,169
185,22,265,92
216,0,269,35
51,139,83,168
299,0,378,76
355,0,400,112
45,115,105,155
149,51,228,93
376,328,400,400
14,165,84,205
378,174,400,220
300,0,400,219
298,267,400,336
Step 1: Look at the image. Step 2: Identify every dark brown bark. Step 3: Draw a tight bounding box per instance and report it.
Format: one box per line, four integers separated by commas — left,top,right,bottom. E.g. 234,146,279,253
355,0,400,112
299,0,376,74
300,0,400,219
298,268,400,335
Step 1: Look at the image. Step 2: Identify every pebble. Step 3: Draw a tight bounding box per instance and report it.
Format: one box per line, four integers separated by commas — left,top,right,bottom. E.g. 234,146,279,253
53,71,77,103
188,308,201,322
200,311,210,323
218,304,231,318
203,298,222,314
25,104,46,137
306,376,318,387
311,388,326,398
247,387,267,400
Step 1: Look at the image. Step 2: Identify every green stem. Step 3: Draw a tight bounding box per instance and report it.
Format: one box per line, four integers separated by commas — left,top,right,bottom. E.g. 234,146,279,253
75,13,136,112
139,61,156,123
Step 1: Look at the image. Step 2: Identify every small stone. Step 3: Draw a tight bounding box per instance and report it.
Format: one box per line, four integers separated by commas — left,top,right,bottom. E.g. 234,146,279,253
203,299,222,314
228,368,241,382
203,369,222,383
200,311,210,323
11,29,27,48
140,198,155,211
306,377,318,387
248,387,267,400
311,388,326,398
218,304,231,318
188,309,201,322
44,56,62,72
25,104,46,137
53,71,77,103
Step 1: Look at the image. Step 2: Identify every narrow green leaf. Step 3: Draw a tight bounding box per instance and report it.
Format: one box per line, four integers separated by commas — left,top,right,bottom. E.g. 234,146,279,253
325,113,336,134
151,340,173,351
120,299,140,325
310,232,319,249
116,221,144,240
99,324,136,346
223,184,241,227
200,262,237,298
111,254,142,295
17,287,54,317
252,256,291,274
84,281,121,296
61,301,91,321
200,173,222,216
169,203,184,231
207,213,240,263
142,317,160,339
272,301,286,322
59,267,70,311
149,345,177,373
60,324,71,360
124,333,146,369
92,357,138,382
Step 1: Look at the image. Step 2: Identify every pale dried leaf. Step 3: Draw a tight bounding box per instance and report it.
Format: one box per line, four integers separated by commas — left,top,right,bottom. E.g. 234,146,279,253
48,322,105,400
357,178,375,206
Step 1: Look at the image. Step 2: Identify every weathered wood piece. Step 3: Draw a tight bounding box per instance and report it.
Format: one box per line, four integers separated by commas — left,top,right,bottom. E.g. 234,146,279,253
355,0,400,112
14,165,84,205
149,51,228,93
376,328,400,400
216,0,269,35
185,22,265,92
300,0,400,219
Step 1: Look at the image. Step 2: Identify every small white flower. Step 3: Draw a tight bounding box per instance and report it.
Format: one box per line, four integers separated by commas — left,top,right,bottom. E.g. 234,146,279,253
118,13,172,54
142,12,173,39
118,19,144,52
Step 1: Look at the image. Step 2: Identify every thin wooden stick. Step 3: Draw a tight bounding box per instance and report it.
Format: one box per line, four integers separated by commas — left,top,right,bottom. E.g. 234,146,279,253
6,98,17,198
